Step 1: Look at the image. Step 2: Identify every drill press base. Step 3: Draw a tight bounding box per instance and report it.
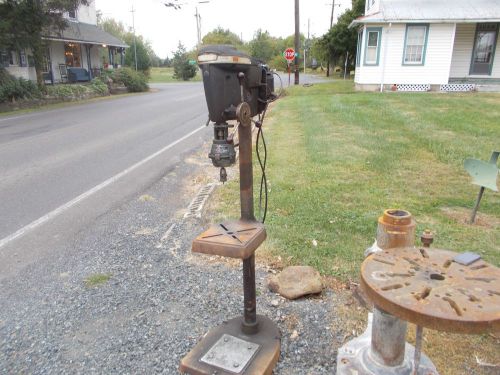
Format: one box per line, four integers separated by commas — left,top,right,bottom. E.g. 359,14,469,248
180,315,280,375
336,313,438,375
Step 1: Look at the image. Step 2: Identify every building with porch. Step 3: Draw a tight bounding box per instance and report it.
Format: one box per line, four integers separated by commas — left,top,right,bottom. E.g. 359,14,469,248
351,0,500,91
1,0,127,84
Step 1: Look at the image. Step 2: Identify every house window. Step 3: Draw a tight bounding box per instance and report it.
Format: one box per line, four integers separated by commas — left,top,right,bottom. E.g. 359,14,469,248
356,30,363,67
19,50,27,67
403,24,429,65
68,8,77,19
364,27,382,66
65,43,82,67
0,50,9,67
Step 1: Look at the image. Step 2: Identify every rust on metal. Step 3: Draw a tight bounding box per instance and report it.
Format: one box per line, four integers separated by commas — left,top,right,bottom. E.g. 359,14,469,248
179,315,280,375
192,220,266,259
361,246,500,333
420,229,434,248
242,254,258,334
377,209,416,250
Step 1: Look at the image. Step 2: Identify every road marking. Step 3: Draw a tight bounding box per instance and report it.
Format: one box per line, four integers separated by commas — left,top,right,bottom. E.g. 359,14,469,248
156,222,177,249
0,125,207,250
0,112,42,123
184,183,217,218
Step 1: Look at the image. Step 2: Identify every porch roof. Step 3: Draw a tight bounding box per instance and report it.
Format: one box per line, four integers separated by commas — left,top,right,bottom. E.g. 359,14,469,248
351,0,500,26
43,22,128,48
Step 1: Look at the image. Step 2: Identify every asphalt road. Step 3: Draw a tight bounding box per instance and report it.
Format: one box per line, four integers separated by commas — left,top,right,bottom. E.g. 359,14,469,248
0,73,325,278
0,82,211,277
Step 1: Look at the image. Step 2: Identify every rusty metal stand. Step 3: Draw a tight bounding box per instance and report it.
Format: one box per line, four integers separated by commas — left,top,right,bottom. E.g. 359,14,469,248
337,310,437,375
337,209,438,375
180,109,280,375
337,209,500,375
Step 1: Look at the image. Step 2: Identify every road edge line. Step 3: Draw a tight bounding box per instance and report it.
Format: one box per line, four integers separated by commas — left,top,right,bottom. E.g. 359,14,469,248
0,125,206,250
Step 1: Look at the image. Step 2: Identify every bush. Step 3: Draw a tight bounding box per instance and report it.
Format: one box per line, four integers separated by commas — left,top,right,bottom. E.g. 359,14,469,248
89,78,109,95
110,67,149,92
0,68,41,103
45,80,109,100
172,42,197,81
46,84,87,99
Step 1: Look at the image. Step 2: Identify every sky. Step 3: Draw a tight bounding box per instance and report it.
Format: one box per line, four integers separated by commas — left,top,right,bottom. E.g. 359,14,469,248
96,0,351,59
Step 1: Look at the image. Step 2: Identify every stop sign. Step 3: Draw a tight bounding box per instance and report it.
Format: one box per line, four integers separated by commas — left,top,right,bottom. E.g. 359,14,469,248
284,48,295,61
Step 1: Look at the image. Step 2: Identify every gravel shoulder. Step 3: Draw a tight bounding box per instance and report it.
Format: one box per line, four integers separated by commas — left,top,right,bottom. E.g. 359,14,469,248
0,141,365,374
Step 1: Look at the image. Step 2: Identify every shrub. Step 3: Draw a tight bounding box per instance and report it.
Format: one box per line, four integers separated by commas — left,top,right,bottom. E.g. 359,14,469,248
172,42,197,81
45,80,109,100
111,67,149,92
89,78,109,95
0,68,41,103
45,84,87,99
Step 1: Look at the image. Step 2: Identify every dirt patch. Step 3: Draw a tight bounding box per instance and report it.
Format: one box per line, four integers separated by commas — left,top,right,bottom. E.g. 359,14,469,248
441,207,500,228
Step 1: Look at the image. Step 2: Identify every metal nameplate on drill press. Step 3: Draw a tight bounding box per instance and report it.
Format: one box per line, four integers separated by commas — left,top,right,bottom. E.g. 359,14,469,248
200,334,260,374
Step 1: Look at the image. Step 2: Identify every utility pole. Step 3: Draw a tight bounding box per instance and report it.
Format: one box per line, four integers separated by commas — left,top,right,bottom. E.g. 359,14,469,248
326,1,341,77
304,18,309,74
130,5,138,71
195,7,201,46
294,0,300,85
194,1,209,47
327,1,334,77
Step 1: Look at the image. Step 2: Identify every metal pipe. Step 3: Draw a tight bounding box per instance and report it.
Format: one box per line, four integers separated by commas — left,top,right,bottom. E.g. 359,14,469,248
238,118,255,222
470,186,485,224
238,116,258,334
242,255,258,333
413,325,424,375
370,209,414,367
371,307,408,366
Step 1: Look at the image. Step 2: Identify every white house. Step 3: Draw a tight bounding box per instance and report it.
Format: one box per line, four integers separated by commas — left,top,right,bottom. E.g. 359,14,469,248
1,0,127,83
351,0,500,91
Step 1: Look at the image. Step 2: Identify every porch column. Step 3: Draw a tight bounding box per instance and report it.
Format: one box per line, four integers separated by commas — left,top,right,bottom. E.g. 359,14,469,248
86,44,93,80
120,48,125,66
108,47,113,67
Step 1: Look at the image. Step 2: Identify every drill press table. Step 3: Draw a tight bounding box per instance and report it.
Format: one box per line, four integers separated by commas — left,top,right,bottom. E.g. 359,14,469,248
360,246,500,334
337,246,500,375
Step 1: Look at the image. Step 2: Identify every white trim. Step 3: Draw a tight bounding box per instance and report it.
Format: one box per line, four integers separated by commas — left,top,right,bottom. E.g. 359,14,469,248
42,36,127,48
446,23,457,82
380,23,392,92
351,18,500,27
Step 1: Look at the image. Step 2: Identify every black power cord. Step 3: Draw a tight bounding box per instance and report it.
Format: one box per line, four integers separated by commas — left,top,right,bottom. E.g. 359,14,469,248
256,117,268,223
255,72,283,223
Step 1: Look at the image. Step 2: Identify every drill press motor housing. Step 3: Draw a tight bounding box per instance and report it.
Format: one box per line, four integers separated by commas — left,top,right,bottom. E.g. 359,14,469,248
198,45,275,181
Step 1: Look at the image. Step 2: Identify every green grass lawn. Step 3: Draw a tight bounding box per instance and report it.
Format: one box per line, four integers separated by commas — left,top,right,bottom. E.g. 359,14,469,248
149,67,201,83
214,81,500,281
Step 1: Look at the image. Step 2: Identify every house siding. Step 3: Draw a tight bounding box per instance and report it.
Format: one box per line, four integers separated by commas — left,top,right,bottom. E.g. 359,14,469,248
76,0,97,25
450,23,500,79
355,23,455,85
366,0,380,16
5,66,36,81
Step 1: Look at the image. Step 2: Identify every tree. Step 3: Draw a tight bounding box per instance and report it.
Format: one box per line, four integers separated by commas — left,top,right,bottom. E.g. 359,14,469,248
0,0,89,86
99,17,152,73
202,27,243,47
248,29,279,63
172,42,196,81
320,0,365,72
123,34,152,72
